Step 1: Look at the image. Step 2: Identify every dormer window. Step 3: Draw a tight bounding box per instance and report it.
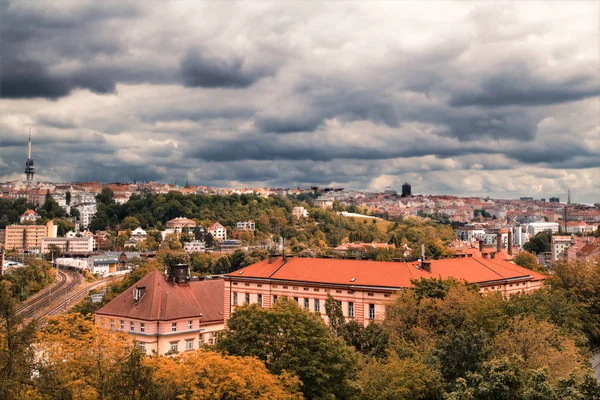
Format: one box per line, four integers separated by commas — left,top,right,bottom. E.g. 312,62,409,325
133,286,146,302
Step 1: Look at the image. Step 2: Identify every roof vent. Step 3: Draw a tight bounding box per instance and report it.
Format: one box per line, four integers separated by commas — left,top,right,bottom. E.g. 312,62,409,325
350,277,356,282
238,270,244,275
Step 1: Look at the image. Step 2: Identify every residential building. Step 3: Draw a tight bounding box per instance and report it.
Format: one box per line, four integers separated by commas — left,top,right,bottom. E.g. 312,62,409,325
455,225,486,242
236,221,255,231
224,256,546,326
76,203,97,229
551,235,574,263
3,221,56,252
292,206,308,219
183,240,206,254
526,222,559,236
130,227,148,242
208,222,227,240
165,217,196,232
41,236,94,254
96,267,224,355
314,196,334,209
20,209,40,223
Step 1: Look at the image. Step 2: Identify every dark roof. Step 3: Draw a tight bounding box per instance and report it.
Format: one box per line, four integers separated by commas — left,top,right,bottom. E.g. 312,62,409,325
96,269,224,323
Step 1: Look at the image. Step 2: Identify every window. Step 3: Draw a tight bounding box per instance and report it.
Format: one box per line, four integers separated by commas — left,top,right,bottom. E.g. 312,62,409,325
257,284,262,287
233,282,238,285
273,295,278,303
367,292,374,297
257,293,263,307
369,304,375,320
245,293,250,304
233,292,238,306
314,299,321,313
169,342,178,352
185,339,194,351
110,319,114,329
314,288,319,292
294,297,299,303
304,298,310,309
172,322,177,332
140,323,145,333
188,320,193,330
130,321,134,331
348,302,354,318
120,320,124,330
244,283,250,286
139,342,146,353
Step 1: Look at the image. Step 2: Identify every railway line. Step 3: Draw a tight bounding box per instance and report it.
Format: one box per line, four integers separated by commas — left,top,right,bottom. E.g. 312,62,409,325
16,268,82,319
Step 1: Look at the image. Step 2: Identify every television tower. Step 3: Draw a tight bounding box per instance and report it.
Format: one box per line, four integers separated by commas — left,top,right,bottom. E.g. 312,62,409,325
567,189,571,205
24,129,35,182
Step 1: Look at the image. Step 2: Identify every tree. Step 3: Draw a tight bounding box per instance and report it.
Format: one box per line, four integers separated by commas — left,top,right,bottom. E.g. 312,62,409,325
65,191,71,206
121,216,140,230
35,314,155,399
325,294,345,336
0,282,37,399
514,251,543,272
523,231,552,254
217,297,358,399
356,354,444,400
97,187,114,205
205,232,215,248
147,350,302,400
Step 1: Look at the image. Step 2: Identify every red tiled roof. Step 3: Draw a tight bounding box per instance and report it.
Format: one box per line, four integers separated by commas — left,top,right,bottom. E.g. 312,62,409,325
96,269,224,322
227,256,545,288
22,209,36,215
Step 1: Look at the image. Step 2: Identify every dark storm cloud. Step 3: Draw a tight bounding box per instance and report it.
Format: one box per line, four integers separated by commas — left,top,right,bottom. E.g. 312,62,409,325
0,1,143,98
449,64,600,107
0,1,598,201
180,48,274,88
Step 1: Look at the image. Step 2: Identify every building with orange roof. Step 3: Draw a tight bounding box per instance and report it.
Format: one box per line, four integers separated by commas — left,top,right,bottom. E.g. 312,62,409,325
96,267,224,355
223,255,546,326
19,209,39,223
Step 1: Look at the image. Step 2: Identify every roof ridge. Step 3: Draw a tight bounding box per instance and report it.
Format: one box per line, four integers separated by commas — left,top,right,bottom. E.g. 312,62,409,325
471,257,505,279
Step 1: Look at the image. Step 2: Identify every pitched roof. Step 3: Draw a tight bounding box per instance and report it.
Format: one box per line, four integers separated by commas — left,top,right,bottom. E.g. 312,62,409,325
96,269,224,322
228,256,545,288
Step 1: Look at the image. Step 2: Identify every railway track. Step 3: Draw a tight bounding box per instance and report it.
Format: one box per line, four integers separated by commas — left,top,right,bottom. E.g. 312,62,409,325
16,268,82,319
40,279,111,320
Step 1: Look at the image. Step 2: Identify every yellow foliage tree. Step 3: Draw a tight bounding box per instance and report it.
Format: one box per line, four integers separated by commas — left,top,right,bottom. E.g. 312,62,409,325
146,350,303,400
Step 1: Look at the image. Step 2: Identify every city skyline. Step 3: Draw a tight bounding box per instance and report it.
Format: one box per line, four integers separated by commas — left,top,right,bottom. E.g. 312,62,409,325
1,1,599,203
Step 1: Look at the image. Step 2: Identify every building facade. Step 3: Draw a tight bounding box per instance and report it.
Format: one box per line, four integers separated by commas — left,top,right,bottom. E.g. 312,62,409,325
96,269,224,355
41,236,94,254
3,221,56,252
208,222,227,240
223,255,546,326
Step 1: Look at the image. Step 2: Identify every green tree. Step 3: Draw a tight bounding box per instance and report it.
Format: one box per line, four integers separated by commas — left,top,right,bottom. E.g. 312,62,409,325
514,251,543,272
121,216,141,230
325,294,345,336
0,281,37,398
217,297,357,399
97,187,114,205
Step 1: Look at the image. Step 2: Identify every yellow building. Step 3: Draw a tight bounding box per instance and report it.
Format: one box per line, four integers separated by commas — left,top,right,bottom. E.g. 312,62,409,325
4,221,57,252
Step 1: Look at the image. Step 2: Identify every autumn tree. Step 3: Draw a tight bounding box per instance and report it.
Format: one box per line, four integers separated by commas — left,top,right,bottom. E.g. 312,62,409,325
217,297,358,399
514,251,543,272
147,350,302,399
0,281,37,399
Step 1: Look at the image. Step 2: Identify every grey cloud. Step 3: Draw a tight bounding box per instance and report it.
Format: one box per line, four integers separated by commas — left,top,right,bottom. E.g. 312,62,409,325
180,49,273,88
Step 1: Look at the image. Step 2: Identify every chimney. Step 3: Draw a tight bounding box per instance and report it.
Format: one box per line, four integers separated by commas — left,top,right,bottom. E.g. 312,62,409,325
421,261,432,272
169,263,190,284
420,244,426,261
478,239,484,253
268,254,278,264
496,232,502,253
508,230,513,256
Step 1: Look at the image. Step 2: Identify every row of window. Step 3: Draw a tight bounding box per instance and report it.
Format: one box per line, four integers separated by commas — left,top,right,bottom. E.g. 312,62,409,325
110,319,196,332
232,293,376,320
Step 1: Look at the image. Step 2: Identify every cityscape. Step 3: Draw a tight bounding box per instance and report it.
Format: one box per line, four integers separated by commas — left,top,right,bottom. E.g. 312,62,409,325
1,1,599,399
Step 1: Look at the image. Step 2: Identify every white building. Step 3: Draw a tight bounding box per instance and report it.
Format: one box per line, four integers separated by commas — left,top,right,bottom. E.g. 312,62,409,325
455,226,486,242
292,206,308,219
183,240,206,253
208,222,227,240
551,235,574,262
130,227,147,242
236,221,255,231
20,209,40,223
76,203,97,229
526,222,559,236
42,236,94,254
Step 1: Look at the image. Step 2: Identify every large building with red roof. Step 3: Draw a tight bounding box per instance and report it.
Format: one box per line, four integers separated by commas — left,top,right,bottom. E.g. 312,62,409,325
223,255,546,326
96,268,224,355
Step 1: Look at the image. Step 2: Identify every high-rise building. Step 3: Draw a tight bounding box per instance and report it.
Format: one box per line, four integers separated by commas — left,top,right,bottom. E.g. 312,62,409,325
24,132,35,182
401,182,411,197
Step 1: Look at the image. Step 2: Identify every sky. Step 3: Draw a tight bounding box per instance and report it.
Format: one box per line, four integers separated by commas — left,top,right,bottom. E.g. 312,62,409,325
1,1,599,203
